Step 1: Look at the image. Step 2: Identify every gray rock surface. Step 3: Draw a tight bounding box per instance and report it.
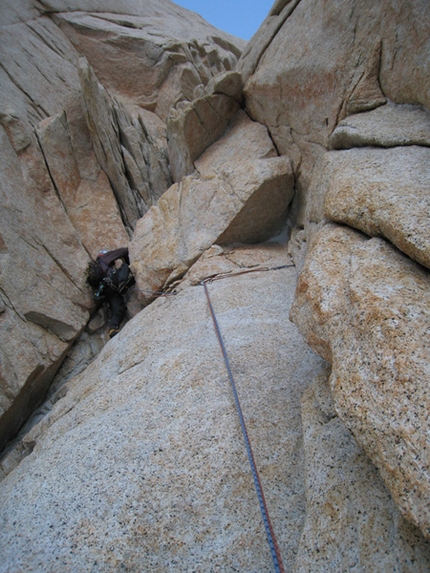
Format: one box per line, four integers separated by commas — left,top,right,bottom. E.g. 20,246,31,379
0,120,92,452
296,368,430,572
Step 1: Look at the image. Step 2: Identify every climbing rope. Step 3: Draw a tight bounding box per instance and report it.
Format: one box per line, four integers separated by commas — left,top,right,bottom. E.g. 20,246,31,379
201,270,288,573
133,288,178,298
133,264,294,299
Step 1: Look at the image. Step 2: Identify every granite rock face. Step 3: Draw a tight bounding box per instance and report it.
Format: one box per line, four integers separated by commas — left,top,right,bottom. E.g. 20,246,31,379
167,88,241,182
0,0,245,455
0,117,92,453
47,0,245,119
2,244,429,571
290,224,430,538
240,0,430,218
296,368,430,572
329,100,430,150
0,244,323,572
306,145,430,271
1,0,430,570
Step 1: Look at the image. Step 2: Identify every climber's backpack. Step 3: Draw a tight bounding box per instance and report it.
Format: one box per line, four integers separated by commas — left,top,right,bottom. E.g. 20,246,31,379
105,263,135,294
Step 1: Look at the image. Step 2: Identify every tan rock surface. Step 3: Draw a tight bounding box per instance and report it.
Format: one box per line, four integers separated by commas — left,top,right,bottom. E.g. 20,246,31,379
0,122,92,451
240,0,430,218
130,111,294,300
321,146,430,270
167,93,240,182
48,0,245,117
290,224,430,538
296,368,430,572
329,101,430,150
0,0,246,456
35,107,129,258
0,244,323,572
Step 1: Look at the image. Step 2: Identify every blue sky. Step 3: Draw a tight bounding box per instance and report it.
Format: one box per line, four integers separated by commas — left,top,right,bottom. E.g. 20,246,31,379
173,0,275,41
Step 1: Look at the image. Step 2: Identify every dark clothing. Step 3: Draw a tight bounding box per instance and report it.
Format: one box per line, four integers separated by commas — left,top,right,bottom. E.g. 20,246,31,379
87,248,134,336
105,289,126,331
97,248,130,272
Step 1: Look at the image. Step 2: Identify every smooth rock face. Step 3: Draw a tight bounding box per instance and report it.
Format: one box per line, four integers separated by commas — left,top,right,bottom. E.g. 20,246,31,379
290,224,430,538
329,101,430,149
35,103,130,257
0,244,323,572
130,111,294,299
0,123,92,451
2,244,429,571
308,146,430,271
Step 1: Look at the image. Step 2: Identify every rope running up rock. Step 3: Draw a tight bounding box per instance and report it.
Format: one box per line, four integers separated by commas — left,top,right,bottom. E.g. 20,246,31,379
201,264,292,573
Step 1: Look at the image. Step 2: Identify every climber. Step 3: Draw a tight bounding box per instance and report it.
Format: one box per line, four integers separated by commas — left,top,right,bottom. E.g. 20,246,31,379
86,247,135,338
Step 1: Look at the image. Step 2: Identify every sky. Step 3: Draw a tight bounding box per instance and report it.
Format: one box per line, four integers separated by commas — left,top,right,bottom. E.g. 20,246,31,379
172,0,275,41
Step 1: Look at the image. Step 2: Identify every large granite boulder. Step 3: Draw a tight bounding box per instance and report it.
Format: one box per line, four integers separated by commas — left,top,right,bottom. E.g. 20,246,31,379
167,72,243,182
305,145,430,271
290,224,430,539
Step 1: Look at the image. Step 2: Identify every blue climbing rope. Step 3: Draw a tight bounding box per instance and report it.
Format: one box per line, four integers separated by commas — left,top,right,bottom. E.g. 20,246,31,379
202,279,286,573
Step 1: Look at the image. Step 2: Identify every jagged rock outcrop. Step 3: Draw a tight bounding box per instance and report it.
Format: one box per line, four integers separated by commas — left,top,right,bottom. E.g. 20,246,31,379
45,0,245,119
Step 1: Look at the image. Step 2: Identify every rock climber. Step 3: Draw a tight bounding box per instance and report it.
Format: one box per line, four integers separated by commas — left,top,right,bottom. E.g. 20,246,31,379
86,247,135,338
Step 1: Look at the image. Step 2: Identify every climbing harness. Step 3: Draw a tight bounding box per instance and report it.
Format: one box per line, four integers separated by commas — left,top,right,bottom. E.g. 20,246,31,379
201,264,292,573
